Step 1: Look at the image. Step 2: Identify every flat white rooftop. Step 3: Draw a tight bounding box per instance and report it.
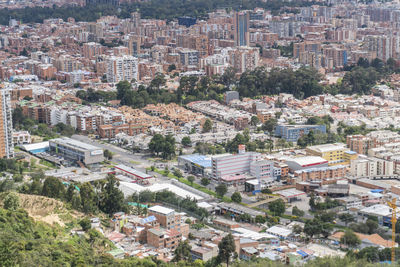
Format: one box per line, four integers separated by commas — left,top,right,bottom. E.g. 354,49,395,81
307,143,346,153
148,205,174,215
287,156,327,167
50,137,102,152
266,225,292,238
119,182,204,200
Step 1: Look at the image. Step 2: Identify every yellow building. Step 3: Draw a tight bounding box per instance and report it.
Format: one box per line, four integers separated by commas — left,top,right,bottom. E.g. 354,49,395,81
306,143,356,165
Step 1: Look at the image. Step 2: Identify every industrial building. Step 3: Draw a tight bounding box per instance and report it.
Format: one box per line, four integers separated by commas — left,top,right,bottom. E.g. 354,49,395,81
49,137,104,165
212,150,260,180
285,156,328,172
114,164,153,182
178,154,212,176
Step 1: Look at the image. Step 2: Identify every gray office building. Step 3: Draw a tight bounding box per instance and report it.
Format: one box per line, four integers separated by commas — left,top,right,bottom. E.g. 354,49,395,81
49,137,104,165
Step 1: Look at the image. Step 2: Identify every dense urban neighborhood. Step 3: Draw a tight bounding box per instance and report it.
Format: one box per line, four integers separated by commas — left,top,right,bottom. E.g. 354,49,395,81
3,0,400,266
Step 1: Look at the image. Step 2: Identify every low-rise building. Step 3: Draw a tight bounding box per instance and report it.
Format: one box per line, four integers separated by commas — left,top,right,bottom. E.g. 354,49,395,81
285,156,328,172
12,131,31,144
49,137,104,165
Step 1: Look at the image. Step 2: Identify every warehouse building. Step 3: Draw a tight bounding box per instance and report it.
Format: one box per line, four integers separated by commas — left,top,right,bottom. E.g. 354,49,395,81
285,156,328,172
178,154,212,176
49,137,104,165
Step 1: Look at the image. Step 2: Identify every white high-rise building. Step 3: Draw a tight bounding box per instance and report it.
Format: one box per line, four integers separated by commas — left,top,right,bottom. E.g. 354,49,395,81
0,85,13,158
106,55,139,83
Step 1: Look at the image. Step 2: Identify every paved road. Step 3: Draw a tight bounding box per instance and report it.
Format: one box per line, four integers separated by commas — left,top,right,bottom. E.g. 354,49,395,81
71,135,152,172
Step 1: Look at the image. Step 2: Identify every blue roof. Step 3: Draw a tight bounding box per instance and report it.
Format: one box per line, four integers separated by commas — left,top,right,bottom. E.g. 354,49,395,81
371,189,384,193
140,215,156,224
179,154,212,168
297,250,308,257
345,150,357,155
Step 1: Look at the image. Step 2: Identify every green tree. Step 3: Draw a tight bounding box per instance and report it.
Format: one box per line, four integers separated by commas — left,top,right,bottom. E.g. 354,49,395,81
292,206,304,217
231,192,242,203
269,199,285,216
3,192,19,211
304,219,322,238
262,118,277,134
218,233,236,267
99,174,125,215
365,219,379,234
215,184,227,198
292,224,303,234
168,64,176,72
164,166,170,176
297,135,308,148
339,213,355,226
255,215,266,224
181,136,192,147
250,116,260,126
201,177,210,186
139,190,155,202
172,240,192,262
340,230,361,247
149,134,164,156
116,80,132,104
79,218,91,231
66,183,75,202
187,175,195,185
103,149,113,160
80,182,97,213
203,119,213,133
275,111,282,119
173,169,183,178
162,135,176,160
261,188,272,194
41,177,65,199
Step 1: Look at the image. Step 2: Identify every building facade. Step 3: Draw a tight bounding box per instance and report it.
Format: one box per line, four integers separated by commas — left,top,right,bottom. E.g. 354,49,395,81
106,55,138,83
0,86,13,158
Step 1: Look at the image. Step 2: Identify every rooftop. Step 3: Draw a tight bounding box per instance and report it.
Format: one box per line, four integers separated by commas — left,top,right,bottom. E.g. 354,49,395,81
266,225,292,238
50,137,102,152
178,154,212,168
286,156,328,167
330,232,395,248
275,188,306,198
119,182,204,200
115,164,152,179
307,143,347,153
148,205,175,215
218,202,264,217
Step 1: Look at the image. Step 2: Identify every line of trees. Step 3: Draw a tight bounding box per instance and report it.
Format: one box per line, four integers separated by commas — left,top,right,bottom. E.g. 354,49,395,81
76,88,117,104
19,173,127,215
237,66,325,99
114,58,399,114
0,0,320,25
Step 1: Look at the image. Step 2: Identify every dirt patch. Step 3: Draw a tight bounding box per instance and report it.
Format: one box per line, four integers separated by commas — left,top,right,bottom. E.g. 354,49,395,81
16,193,82,226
